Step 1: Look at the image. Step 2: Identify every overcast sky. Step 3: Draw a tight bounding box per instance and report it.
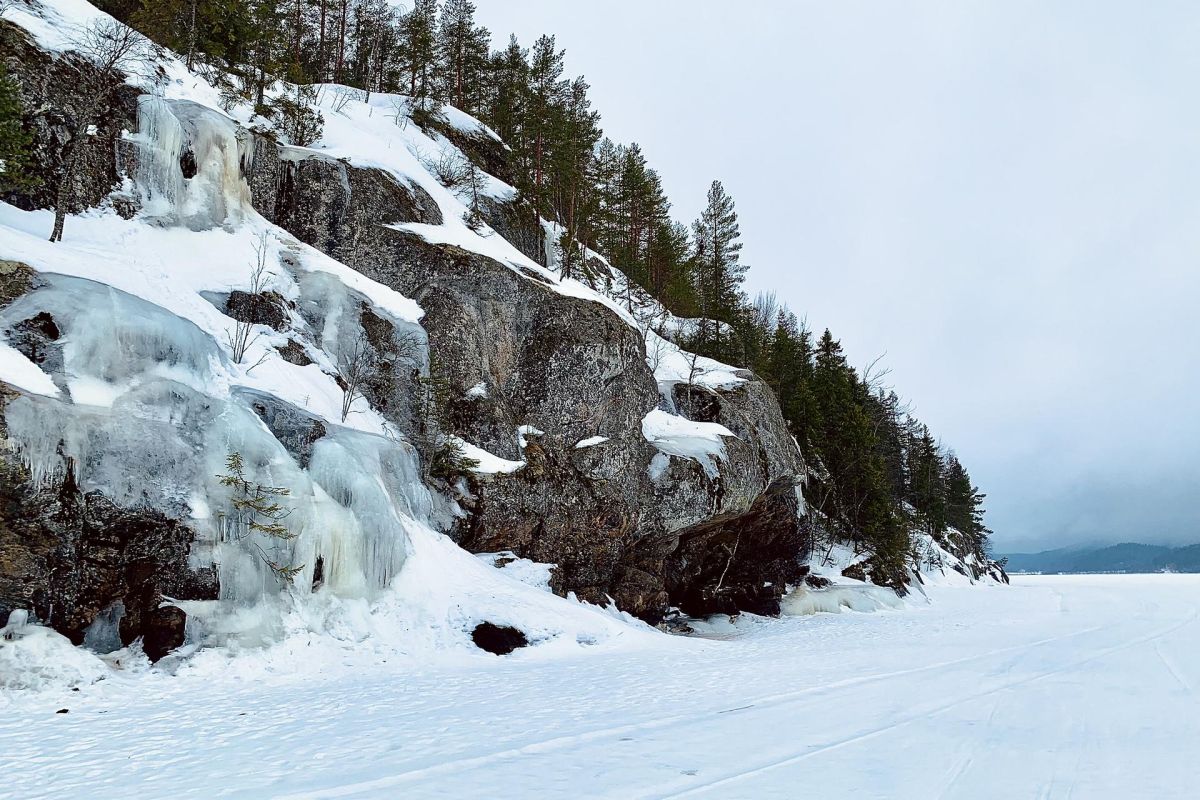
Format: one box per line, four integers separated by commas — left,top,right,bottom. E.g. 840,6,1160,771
472,0,1200,553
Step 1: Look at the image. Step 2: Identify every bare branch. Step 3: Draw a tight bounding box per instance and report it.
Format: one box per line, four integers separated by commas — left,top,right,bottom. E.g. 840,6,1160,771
226,232,274,364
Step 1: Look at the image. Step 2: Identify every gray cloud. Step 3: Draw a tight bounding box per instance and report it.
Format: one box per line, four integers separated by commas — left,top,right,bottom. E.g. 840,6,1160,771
473,0,1200,550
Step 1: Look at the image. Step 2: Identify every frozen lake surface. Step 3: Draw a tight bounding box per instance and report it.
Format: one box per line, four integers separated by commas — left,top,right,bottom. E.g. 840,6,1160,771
2,574,1196,799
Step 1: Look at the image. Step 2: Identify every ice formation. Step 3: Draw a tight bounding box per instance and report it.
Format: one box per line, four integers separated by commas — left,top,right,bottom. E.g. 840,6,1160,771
129,97,254,229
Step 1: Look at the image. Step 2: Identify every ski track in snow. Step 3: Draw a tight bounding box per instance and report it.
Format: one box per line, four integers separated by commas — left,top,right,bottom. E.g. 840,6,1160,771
3,575,1200,799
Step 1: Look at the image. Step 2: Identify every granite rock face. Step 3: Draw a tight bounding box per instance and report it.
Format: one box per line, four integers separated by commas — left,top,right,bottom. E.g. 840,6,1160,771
0,22,139,216
247,143,809,621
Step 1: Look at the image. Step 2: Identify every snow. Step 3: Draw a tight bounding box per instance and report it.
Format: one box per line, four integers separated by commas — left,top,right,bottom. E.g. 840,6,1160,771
452,436,525,475
438,103,502,142
641,408,734,478
646,328,746,393
0,611,109,691
463,381,488,400
3,575,1197,798
475,551,556,593
0,342,60,396
781,584,905,615
574,435,609,449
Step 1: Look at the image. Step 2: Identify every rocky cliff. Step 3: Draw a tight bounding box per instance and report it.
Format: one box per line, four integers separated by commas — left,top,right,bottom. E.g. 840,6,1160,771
0,3,810,660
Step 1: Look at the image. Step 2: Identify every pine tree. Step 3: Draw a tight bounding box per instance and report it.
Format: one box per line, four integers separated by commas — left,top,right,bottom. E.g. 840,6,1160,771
401,0,440,115
0,64,36,194
436,0,490,114
347,0,400,96
552,75,600,278
691,180,745,357
484,35,528,145
523,34,566,227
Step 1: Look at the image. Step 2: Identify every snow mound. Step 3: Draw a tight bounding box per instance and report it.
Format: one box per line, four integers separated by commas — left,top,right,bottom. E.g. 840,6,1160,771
476,551,556,592
0,611,109,691
781,585,904,616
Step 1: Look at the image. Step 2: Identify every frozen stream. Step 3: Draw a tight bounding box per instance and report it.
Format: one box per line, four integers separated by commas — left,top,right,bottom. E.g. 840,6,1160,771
2,575,1196,799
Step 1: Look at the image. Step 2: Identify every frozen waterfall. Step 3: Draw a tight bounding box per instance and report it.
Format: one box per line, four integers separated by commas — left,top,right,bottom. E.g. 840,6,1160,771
129,96,254,229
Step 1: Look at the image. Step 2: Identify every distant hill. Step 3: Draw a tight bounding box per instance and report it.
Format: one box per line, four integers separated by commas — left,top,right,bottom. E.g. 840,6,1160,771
1002,543,1200,574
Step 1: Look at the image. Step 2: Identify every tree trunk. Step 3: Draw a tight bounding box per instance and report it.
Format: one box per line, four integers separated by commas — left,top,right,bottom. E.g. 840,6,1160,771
49,97,105,243
187,0,198,70
335,0,347,83
293,0,302,67
318,0,327,81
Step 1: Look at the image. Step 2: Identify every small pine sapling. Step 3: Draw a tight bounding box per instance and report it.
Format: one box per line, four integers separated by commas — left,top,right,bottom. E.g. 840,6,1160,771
0,63,37,193
216,452,303,584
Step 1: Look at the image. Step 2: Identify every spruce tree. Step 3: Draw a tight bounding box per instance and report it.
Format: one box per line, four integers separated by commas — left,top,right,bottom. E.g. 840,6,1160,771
0,64,36,194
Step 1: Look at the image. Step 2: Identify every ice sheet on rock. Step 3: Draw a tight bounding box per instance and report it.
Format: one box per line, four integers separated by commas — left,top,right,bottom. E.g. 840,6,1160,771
305,430,431,595
1,274,225,403
4,387,208,514
129,97,254,230
641,408,733,478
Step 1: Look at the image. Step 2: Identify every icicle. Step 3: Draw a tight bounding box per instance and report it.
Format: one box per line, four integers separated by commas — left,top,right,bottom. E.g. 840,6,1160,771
132,96,185,219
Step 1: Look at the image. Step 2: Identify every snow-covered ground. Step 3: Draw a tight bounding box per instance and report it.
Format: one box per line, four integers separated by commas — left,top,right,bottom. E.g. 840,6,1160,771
2,574,1196,799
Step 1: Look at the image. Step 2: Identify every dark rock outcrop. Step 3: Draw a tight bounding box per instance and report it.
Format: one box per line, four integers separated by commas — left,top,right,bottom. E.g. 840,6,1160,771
235,388,328,469
224,290,292,331
471,622,528,655
0,261,41,307
0,21,139,215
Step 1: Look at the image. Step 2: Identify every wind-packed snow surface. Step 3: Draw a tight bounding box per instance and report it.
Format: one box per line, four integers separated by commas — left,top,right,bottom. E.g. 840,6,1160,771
1,575,1196,798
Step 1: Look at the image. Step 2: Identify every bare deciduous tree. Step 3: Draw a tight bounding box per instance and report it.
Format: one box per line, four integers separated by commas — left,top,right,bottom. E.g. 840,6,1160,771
336,334,372,423
226,232,273,366
328,85,363,116
684,348,703,406
638,306,671,376
419,148,470,190
336,329,422,423
49,20,152,243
